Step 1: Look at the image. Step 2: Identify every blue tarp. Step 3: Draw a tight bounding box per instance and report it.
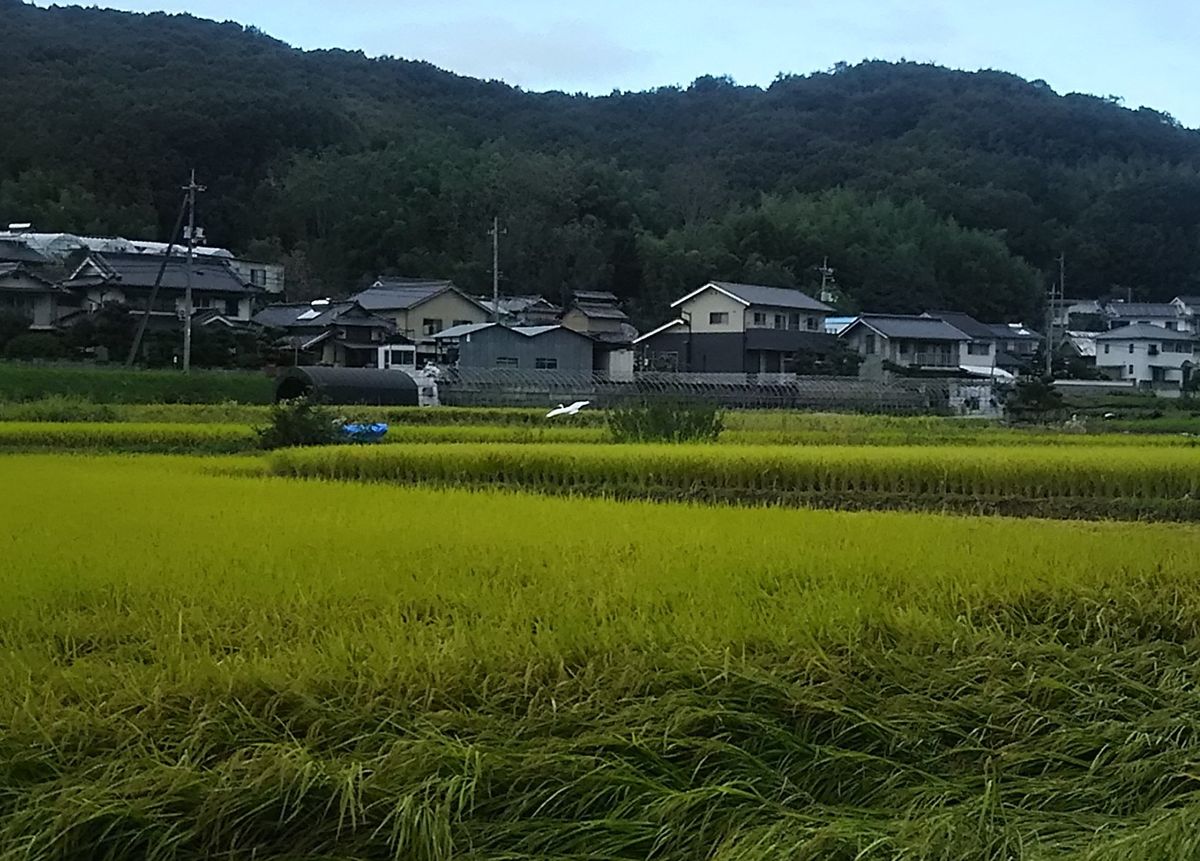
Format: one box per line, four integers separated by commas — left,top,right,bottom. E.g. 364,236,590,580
340,422,389,443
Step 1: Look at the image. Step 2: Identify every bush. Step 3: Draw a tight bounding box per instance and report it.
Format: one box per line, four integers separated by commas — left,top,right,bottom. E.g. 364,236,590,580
607,399,724,443
1006,377,1066,422
4,332,66,360
255,397,341,449
0,312,30,350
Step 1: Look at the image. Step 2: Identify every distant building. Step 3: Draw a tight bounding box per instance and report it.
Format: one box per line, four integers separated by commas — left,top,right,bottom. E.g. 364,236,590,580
1170,296,1200,333
60,251,261,327
478,295,562,326
352,277,490,364
253,300,398,367
635,281,834,373
922,310,998,368
839,315,968,371
0,230,285,294
1103,301,1186,332
989,323,1042,368
1094,323,1196,390
0,263,70,330
432,322,595,372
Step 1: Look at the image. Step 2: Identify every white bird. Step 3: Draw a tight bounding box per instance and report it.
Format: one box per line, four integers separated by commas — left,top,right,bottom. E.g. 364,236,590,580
546,400,590,418
1104,412,1117,419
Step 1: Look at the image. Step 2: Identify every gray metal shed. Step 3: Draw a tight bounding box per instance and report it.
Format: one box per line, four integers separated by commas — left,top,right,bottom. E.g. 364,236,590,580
275,366,419,406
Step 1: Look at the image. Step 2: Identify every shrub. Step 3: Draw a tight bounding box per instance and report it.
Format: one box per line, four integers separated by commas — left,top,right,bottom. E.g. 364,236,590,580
255,397,341,449
607,399,724,443
4,332,66,360
0,312,30,350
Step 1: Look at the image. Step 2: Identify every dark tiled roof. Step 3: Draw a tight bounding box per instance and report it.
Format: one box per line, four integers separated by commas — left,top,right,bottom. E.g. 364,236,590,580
253,301,393,331
847,314,969,341
708,281,832,313
0,239,52,265
1096,323,1194,341
987,323,1042,341
355,279,486,313
1104,302,1180,317
70,252,255,294
572,302,630,321
923,310,996,340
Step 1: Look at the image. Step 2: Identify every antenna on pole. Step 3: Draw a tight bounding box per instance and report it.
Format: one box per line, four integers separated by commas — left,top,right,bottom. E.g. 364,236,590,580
488,216,506,323
817,257,836,304
181,169,206,374
1045,252,1065,377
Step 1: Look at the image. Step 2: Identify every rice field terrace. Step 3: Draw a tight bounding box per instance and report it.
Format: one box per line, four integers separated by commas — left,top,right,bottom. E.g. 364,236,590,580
4,454,1200,860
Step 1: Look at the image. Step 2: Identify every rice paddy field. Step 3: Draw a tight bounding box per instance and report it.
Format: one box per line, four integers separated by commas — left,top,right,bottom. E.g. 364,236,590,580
3,400,1200,859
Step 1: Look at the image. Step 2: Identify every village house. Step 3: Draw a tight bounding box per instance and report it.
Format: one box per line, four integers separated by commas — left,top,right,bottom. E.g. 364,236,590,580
838,314,969,371
1171,297,1200,333
478,295,563,326
635,281,834,373
1103,300,1187,332
1094,323,1196,391
0,263,71,330
59,251,261,327
350,278,489,365
432,322,596,372
253,300,398,367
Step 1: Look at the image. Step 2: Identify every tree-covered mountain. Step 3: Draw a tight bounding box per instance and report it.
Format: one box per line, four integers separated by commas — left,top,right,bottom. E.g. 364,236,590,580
3,0,1200,324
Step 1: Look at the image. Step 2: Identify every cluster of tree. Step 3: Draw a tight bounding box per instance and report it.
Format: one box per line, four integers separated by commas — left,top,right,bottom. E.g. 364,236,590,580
3,0,1200,326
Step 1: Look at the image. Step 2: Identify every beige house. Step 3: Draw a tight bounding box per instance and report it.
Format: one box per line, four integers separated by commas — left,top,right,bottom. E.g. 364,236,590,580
351,278,490,363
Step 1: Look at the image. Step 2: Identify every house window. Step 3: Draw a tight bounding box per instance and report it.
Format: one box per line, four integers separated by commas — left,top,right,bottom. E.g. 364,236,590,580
753,312,767,326
1148,344,1160,356
250,269,267,287
807,316,818,331
709,311,729,325
774,314,787,329
496,357,519,368
423,318,443,336
534,357,558,369
1128,343,1135,354
789,312,801,330
898,341,910,355
1104,344,1110,354
1128,365,1135,375
864,333,876,355
225,299,240,317
967,342,990,356
1167,321,1177,330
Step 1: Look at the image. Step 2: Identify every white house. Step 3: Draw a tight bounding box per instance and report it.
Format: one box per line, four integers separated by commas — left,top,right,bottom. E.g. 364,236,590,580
1094,324,1196,391
1171,296,1200,334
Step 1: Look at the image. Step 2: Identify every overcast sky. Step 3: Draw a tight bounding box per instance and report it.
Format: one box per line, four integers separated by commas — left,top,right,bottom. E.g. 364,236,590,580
35,0,1200,128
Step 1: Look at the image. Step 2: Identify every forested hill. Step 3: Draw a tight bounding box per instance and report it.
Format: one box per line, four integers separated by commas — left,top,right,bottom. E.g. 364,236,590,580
4,0,1200,323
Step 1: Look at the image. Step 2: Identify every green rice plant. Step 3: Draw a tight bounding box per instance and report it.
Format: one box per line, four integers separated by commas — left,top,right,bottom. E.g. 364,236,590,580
269,441,1200,518
0,422,256,453
0,360,273,403
3,455,1200,858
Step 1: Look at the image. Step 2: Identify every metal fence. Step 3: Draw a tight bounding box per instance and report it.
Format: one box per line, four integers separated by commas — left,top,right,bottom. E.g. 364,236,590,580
436,369,1000,415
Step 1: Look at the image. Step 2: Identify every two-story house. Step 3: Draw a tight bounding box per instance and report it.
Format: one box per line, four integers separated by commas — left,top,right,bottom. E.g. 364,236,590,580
839,314,969,371
253,300,398,367
60,251,261,327
634,281,835,373
351,278,489,365
1094,324,1196,390
1103,301,1187,332
922,311,998,369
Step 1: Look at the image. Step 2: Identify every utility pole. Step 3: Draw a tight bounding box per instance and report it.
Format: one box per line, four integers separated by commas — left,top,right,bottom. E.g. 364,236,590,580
817,257,835,304
181,170,205,373
488,216,505,323
1045,252,1065,377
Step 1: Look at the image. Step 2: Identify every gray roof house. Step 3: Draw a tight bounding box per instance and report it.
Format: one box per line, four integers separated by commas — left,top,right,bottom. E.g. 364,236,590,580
253,300,398,367
60,251,262,327
839,314,970,370
1094,323,1197,389
1103,301,1186,331
923,310,999,367
635,280,835,374
351,278,490,349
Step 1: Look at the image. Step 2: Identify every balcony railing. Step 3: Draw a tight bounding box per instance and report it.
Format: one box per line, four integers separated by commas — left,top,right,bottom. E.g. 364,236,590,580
905,352,958,368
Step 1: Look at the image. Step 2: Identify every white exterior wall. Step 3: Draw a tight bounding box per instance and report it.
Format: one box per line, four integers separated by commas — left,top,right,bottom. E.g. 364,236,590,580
1096,338,1196,386
959,339,997,366
228,260,285,295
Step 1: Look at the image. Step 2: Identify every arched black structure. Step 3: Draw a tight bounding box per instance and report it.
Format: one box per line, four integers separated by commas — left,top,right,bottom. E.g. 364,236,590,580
275,366,419,406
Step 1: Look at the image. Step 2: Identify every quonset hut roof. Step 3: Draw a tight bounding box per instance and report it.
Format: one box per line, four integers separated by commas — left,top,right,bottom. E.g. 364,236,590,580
275,366,419,406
